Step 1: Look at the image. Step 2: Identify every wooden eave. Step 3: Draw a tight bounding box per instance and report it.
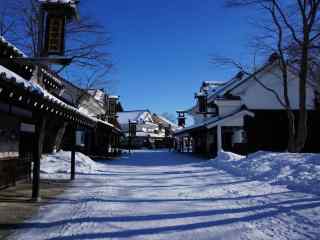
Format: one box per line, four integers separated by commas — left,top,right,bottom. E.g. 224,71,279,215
0,74,95,128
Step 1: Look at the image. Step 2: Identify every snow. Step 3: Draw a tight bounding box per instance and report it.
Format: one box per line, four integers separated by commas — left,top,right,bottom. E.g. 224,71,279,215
157,115,178,129
0,36,26,57
38,0,76,4
41,151,98,175
175,109,254,135
8,151,320,240
0,65,42,94
0,64,118,130
212,151,320,195
117,111,149,125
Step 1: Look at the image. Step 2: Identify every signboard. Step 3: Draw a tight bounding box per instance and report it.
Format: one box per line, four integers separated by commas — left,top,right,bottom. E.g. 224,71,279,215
44,14,66,56
76,130,85,147
20,123,36,133
129,121,137,137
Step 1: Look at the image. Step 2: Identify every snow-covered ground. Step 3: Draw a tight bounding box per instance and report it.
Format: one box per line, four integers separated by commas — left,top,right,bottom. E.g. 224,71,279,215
212,151,320,195
8,150,320,240
41,151,98,175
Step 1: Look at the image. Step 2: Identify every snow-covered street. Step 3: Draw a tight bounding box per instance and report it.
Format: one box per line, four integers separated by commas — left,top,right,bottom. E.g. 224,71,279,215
8,150,320,240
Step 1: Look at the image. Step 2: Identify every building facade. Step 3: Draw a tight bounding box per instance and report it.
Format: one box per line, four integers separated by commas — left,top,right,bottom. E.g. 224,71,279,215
175,57,320,157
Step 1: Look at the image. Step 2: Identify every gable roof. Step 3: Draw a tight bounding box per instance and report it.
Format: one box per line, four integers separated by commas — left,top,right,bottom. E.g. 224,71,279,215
117,110,151,125
175,108,254,136
152,114,178,129
207,61,278,102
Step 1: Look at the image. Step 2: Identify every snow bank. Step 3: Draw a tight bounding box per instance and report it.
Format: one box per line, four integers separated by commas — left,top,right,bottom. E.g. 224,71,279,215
41,151,97,174
212,151,320,195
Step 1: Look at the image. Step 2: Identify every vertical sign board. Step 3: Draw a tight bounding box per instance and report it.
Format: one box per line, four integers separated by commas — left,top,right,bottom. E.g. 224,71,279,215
44,14,66,56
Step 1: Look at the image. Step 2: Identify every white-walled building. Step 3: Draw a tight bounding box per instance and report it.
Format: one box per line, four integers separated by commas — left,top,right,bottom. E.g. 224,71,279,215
175,55,319,157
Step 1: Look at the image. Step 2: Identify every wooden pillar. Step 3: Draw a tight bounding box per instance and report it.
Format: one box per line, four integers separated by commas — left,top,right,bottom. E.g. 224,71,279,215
32,127,40,201
32,116,46,201
71,127,76,180
217,125,222,153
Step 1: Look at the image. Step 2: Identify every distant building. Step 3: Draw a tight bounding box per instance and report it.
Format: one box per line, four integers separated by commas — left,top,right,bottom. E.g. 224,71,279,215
117,110,176,149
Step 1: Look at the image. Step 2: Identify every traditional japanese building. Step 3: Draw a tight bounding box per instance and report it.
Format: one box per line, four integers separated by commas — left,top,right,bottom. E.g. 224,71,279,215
0,36,121,189
117,110,172,149
175,55,320,157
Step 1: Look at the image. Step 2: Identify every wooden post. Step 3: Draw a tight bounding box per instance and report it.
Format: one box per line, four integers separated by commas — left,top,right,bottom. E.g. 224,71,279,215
32,4,45,202
217,125,222,153
32,117,44,201
71,127,76,180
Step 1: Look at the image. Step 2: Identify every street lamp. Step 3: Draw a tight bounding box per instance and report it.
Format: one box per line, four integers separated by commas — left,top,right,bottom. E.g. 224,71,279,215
31,0,80,201
128,120,137,153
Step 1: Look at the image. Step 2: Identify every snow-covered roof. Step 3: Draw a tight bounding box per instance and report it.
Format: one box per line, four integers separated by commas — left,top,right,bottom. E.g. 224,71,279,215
38,0,76,4
155,115,178,129
117,110,151,125
124,131,165,138
0,64,120,131
175,109,254,136
87,89,105,104
207,63,277,102
201,81,227,94
0,36,26,57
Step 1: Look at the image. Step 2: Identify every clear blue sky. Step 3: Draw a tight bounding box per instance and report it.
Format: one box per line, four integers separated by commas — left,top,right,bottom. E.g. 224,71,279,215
81,0,258,116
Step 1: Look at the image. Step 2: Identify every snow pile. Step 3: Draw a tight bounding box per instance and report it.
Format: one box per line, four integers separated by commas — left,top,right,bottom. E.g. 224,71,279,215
212,151,320,194
41,151,98,174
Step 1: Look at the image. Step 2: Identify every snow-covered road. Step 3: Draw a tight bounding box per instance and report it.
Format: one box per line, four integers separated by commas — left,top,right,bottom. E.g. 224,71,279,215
9,150,320,240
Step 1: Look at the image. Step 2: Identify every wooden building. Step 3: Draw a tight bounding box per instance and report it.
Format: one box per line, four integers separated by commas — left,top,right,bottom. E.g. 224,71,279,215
175,56,320,157
0,36,121,189
117,110,173,149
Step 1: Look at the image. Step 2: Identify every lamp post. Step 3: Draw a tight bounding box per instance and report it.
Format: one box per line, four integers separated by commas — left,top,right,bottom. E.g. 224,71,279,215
128,120,137,153
31,0,80,202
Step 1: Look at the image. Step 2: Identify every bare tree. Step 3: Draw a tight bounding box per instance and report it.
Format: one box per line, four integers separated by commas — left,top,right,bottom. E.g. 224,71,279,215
1,0,113,88
212,0,320,152
0,0,114,155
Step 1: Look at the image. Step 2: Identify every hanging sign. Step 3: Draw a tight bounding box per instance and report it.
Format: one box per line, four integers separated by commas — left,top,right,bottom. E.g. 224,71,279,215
44,14,66,56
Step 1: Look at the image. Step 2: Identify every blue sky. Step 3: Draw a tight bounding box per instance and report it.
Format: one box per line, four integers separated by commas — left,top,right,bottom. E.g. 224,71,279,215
82,0,258,117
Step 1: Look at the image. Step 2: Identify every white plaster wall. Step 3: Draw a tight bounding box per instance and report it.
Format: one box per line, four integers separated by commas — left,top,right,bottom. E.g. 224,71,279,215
216,102,242,116
232,67,315,110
